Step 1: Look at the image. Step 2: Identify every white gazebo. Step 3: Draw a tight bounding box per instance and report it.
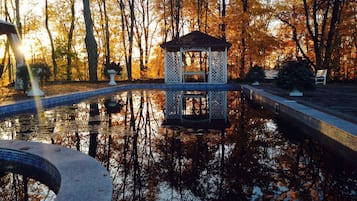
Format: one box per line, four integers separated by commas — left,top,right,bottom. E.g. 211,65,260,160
161,31,231,84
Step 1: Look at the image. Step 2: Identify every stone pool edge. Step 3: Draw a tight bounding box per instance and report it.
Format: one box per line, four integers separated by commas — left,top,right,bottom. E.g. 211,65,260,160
242,84,357,153
0,83,240,117
0,140,112,201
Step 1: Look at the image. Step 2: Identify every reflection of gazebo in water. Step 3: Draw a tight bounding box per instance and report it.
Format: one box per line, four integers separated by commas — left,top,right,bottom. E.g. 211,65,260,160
161,31,231,83
163,90,229,129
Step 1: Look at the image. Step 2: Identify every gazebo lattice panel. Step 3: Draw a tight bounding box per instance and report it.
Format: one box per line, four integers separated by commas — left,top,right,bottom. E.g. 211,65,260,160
165,51,181,83
182,47,209,52
165,91,181,119
210,51,226,83
165,91,227,122
209,91,227,120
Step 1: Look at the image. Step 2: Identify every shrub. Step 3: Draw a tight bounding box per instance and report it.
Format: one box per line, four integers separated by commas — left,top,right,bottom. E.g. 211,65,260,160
103,62,123,78
245,65,265,83
16,63,51,90
276,60,315,91
30,63,51,80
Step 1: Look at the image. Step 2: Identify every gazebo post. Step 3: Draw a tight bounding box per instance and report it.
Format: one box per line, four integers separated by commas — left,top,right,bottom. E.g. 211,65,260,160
164,49,167,83
208,47,212,83
224,47,228,83
179,48,183,83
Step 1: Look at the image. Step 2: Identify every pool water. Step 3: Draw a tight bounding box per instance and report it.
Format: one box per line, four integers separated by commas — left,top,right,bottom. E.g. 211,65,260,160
0,173,55,200
0,90,356,201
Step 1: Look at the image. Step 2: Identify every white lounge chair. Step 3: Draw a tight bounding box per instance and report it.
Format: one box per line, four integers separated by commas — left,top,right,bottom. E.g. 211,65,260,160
315,69,327,85
264,70,279,80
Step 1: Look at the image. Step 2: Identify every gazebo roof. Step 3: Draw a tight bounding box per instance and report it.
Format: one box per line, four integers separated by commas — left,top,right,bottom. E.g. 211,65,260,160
160,30,231,51
0,20,17,35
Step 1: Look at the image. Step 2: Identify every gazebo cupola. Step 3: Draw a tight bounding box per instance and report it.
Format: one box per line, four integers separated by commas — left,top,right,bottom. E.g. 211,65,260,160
161,31,231,84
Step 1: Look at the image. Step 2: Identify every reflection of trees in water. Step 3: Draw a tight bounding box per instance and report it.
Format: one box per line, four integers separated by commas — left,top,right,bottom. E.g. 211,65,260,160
0,173,55,200
270,131,357,201
112,90,164,201
0,90,357,200
88,103,100,157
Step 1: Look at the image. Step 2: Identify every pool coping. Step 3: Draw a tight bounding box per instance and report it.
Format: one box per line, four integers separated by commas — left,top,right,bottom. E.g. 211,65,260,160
242,84,357,153
0,140,112,201
0,83,240,117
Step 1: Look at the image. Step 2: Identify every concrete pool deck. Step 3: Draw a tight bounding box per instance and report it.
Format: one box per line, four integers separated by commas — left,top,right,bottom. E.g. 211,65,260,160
0,140,112,201
242,84,357,162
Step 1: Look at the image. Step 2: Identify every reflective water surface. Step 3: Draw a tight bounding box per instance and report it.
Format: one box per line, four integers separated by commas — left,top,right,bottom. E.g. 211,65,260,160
1,90,356,201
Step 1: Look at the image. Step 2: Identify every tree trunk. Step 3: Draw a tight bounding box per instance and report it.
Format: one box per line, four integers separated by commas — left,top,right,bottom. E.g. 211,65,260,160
103,0,111,65
170,0,175,39
128,0,135,81
135,0,151,79
163,0,168,42
88,103,99,157
83,0,98,82
66,0,76,81
15,0,22,38
45,0,58,80
300,0,344,72
135,23,145,79
240,0,248,79
175,0,181,38
119,0,134,81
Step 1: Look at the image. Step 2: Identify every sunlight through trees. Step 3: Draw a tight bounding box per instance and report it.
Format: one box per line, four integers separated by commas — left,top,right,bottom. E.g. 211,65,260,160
0,0,355,84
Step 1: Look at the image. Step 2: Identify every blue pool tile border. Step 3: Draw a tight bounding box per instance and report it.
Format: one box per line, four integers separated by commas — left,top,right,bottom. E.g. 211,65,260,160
0,148,61,193
0,83,240,118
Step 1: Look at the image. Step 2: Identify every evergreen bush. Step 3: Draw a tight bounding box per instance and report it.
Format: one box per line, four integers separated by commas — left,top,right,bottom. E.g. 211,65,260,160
276,60,315,91
245,65,265,83
16,63,51,90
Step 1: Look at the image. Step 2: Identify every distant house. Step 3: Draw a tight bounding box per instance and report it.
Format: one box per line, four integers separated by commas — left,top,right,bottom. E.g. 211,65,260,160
160,31,231,84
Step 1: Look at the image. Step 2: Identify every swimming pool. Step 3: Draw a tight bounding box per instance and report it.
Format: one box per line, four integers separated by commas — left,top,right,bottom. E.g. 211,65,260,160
1,88,356,200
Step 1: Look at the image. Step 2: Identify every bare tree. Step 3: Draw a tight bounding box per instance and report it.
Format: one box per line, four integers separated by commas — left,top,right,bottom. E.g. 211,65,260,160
135,0,158,79
118,0,135,81
167,0,181,39
278,0,347,73
98,0,111,65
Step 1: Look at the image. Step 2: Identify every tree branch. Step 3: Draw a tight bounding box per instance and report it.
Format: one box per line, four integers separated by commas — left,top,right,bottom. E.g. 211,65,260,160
276,14,315,67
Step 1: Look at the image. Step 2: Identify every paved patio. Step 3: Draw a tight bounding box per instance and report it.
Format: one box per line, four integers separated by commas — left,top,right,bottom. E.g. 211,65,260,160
256,82,357,124
242,84,357,164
